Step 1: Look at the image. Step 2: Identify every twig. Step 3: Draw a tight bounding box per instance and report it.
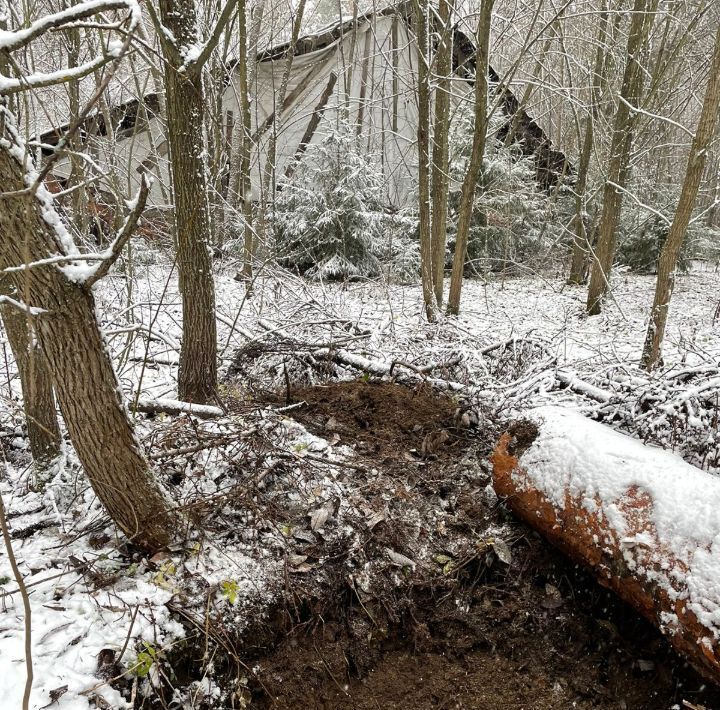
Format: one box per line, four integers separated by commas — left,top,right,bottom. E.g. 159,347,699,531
0,479,33,710
84,176,150,288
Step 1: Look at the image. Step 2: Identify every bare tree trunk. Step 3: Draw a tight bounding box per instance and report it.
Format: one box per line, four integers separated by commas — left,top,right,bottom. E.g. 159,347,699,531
447,0,494,316
413,0,437,321
236,0,255,283
586,0,659,315
430,0,454,306
0,21,62,479
227,0,265,213
0,302,62,477
0,110,175,550
640,21,720,370
159,0,218,404
254,0,307,280
567,0,612,285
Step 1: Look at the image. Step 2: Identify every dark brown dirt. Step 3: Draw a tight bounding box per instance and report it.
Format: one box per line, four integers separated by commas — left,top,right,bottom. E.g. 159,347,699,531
240,380,720,710
285,380,469,464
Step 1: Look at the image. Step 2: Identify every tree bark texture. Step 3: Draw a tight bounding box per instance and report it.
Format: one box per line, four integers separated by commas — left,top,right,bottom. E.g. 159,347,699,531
0,112,175,550
641,21,720,370
0,301,62,475
492,409,720,685
413,0,437,321
159,0,218,404
567,0,611,285
447,0,494,315
429,0,453,306
586,0,659,314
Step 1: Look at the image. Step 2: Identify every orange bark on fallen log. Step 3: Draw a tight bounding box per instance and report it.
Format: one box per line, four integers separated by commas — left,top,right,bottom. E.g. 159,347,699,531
491,406,720,685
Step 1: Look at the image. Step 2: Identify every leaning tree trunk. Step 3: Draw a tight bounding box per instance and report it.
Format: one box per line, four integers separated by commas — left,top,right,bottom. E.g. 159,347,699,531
0,300,62,477
0,23,61,480
447,0,494,315
0,109,175,550
586,0,658,315
159,0,218,404
641,20,720,370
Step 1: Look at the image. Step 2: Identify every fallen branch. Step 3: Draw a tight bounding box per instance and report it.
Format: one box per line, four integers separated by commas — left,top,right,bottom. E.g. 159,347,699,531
491,406,720,685
555,370,613,403
313,347,465,391
389,355,462,376
134,397,223,419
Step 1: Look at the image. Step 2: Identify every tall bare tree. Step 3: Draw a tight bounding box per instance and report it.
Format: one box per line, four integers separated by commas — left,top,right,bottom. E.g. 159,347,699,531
586,0,659,315
641,21,720,370
149,0,239,403
430,0,454,306
253,0,307,284
447,0,495,315
566,0,614,285
227,0,265,271
414,0,437,321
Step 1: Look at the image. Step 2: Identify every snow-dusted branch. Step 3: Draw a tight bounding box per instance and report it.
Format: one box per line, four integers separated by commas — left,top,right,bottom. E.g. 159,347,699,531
0,51,119,94
189,0,238,71
616,96,696,139
83,174,150,288
133,398,223,419
143,1,179,62
0,295,47,316
606,181,671,225
0,0,139,52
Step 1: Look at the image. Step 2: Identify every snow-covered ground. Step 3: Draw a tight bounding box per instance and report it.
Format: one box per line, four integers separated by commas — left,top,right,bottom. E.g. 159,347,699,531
95,260,720,403
1,261,720,708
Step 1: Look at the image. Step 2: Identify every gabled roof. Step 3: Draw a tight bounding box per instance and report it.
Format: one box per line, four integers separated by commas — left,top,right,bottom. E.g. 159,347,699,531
40,2,571,187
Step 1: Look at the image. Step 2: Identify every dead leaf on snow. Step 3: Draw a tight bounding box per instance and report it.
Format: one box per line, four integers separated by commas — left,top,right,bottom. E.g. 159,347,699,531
292,529,317,544
366,511,386,529
289,562,315,574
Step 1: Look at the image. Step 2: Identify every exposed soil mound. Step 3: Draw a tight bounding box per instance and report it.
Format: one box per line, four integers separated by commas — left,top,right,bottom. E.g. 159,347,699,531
235,380,720,710
282,380,484,465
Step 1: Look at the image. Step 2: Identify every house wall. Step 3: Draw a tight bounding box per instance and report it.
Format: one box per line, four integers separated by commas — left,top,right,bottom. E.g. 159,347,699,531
223,14,431,208
48,12,473,212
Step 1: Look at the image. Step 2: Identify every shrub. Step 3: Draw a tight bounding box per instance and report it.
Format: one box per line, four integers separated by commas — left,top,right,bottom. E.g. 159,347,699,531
446,105,570,275
272,120,411,280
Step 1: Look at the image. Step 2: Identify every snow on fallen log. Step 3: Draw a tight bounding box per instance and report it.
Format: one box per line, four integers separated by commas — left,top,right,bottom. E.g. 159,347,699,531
134,398,224,419
491,406,720,684
555,370,613,403
312,347,465,391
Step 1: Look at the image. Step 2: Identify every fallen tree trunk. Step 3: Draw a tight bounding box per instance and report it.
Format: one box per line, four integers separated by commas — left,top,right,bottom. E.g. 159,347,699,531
134,398,224,419
313,347,465,391
491,406,720,685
